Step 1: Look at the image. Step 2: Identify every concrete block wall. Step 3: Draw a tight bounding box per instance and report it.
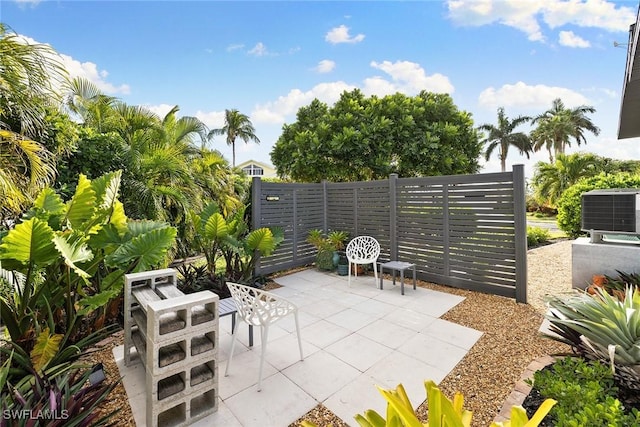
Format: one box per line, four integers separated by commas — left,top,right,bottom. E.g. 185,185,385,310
124,268,178,366
145,292,219,427
124,269,219,427
572,237,640,289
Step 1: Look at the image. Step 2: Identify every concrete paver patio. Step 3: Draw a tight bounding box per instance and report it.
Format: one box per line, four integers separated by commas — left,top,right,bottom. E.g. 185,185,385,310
113,269,482,426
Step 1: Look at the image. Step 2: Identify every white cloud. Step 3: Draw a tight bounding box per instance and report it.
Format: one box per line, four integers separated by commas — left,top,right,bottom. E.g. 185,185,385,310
14,0,40,6
248,42,268,56
447,0,544,41
325,25,365,44
60,53,130,95
252,81,356,124
447,0,635,43
251,60,454,125
195,110,226,129
367,60,454,95
478,81,591,109
315,59,336,73
542,0,635,32
144,104,175,119
227,43,245,52
14,34,129,96
558,30,590,48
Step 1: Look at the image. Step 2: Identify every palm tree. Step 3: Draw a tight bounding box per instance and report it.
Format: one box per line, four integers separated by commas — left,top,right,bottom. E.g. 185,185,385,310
532,152,600,206
531,98,600,162
0,23,63,222
478,107,532,172
208,109,260,167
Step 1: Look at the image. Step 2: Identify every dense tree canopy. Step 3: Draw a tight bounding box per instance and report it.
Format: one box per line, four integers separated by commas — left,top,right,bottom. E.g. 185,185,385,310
270,89,482,182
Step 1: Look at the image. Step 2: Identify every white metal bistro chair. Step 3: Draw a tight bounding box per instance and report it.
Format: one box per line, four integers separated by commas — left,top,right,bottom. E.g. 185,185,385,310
346,236,380,286
224,282,304,391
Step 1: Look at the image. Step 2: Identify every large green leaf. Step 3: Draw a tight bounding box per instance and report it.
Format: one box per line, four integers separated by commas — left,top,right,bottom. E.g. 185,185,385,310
77,287,121,315
106,225,176,272
92,170,122,211
30,327,63,372
204,213,228,241
89,223,125,254
199,202,220,225
127,220,170,237
33,187,65,216
0,217,57,270
52,235,93,279
245,228,277,256
65,174,97,229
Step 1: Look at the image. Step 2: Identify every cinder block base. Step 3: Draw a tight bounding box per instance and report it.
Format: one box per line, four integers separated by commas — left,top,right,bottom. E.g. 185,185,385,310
572,237,640,289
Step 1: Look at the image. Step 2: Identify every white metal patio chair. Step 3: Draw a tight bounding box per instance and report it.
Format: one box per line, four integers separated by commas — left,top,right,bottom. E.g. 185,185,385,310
346,235,380,286
224,282,304,391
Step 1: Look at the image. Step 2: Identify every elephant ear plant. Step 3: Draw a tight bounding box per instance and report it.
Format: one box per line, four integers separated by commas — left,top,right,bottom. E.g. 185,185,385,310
0,171,177,377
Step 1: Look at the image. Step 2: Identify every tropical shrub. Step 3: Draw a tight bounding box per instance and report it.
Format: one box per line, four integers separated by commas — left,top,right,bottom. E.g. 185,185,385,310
189,203,283,286
0,355,118,427
306,229,348,271
556,173,640,237
302,380,556,427
526,357,640,426
0,171,176,371
544,286,640,391
527,226,550,247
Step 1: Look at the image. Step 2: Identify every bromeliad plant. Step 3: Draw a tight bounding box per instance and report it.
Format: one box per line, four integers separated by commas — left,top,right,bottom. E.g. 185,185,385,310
544,286,640,391
0,352,118,427
301,380,555,427
0,171,176,372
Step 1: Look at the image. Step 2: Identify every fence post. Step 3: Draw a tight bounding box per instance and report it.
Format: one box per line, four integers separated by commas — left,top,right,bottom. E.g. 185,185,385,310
389,174,398,261
443,184,450,276
252,177,262,277
513,164,528,303
322,180,328,233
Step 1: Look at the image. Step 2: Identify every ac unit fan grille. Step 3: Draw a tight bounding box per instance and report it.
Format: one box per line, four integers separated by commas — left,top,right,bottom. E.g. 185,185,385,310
582,194,636,232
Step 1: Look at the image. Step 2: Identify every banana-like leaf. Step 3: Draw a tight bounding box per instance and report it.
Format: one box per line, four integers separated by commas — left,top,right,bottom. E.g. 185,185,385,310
106,226,176,272
30,327,63,372
52,235,93,280
33,188,65,216
204,212,228,241
65,174,97,230
0,217,58,271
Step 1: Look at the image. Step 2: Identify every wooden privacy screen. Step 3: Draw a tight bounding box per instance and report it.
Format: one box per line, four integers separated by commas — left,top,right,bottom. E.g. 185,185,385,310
252,165,527,303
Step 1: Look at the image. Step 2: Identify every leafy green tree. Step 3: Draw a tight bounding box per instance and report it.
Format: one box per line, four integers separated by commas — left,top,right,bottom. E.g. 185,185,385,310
532,98,599,163
478,107,531,172
208,108,260,167
532,153,600,207
271,90,482,182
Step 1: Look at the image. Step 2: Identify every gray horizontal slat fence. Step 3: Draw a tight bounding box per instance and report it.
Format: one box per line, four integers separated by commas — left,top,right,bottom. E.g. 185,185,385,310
253,164,527,302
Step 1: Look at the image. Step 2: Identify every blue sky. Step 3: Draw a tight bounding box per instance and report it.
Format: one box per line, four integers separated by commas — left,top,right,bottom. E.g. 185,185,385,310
3,0,640,178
